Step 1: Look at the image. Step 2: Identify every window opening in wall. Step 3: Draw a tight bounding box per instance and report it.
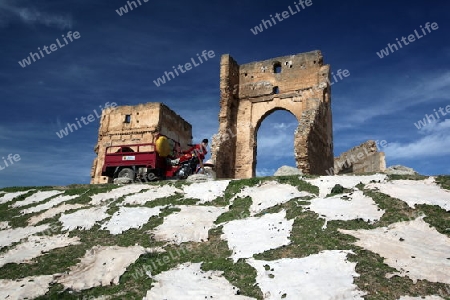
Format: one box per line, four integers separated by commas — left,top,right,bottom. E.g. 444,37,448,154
274,62,282,73
273,86,280,94
124,115,131,123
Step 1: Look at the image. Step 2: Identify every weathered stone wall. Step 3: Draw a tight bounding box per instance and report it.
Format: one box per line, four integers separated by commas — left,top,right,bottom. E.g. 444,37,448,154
211,51,334,178
331,140,386,175
90,102,192,184
211,54,240,178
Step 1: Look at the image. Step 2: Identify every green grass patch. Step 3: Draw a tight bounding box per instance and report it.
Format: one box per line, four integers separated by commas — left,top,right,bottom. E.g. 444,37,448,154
362,189,418,227
215,196,252,224
387,174,428,181
436,175,450,190
273,175,319,195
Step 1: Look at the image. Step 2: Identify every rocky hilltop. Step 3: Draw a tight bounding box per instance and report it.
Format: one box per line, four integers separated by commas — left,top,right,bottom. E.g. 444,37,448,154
0,174,449,299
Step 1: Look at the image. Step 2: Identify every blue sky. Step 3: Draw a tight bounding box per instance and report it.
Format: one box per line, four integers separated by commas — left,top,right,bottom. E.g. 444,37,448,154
0,0,449,187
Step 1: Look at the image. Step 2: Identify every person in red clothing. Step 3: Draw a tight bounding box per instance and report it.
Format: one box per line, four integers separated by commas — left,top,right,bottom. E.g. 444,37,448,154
170,139,208,165
183,138,208,160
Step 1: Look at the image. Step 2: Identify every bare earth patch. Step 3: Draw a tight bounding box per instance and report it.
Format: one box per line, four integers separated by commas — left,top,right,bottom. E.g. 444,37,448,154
398,296,445,300
221,210,294,262
28,203,85,225
306,174,387,197
101,206,163,234
234,181,312,215
143,262,255,299
90,184,149,205
340,217,450,284
11,190,63,208
0,234,81,267
151,205,228,244
20,194,79,215
247,250,365,300
123,185,181,205
0,275,53,299
0,190,34,205
54,245,147,291
0,225,49,248
183,180,231,204
305,190,385,228
59,206,109,231
367,177,450,211
0,221,9,230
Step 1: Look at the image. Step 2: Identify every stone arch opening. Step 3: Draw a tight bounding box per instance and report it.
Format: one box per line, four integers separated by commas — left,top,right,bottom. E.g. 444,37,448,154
273,61,282,73
254,108,297,176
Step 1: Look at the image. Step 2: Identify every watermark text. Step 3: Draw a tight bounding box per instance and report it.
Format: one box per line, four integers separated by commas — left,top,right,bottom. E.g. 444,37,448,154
414,104,450,129
376,22,439,59
18,31,81,68
116,0,149,16
56,102,117,139
250,0,313,35
153,50,215,87
0,154,21,171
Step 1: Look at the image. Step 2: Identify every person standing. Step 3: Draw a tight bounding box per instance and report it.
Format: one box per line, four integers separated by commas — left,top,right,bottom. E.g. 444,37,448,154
183,139,208,160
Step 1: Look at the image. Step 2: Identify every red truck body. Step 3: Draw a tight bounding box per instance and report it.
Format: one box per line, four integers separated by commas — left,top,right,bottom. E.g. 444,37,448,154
100,139,195,181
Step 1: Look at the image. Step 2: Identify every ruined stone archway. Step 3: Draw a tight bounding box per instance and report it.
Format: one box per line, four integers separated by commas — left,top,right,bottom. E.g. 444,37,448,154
253,107,298,176
211,51,334,179
253,108,298,176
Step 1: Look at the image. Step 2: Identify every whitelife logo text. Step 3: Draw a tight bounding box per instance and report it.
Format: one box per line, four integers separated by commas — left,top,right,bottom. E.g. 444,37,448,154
250,0,313,35
56,102,118,139
376,22,439,59
153,50,215,87
18,31,81,68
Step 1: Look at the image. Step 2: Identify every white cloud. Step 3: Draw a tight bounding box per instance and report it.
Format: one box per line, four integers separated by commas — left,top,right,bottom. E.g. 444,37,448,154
336,71,450,127
384,119,450,159
257,124,295,159
0,0,72,29
256,168,276,177
272,122,297,130
417,118,450,135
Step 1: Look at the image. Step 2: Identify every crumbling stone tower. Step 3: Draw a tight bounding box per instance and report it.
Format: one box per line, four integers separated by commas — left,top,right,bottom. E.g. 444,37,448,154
211,50,334,178
90,102,192,184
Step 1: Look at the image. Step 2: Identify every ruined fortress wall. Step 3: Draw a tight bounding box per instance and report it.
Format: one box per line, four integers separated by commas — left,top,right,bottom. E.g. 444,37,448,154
211,51,334,178
333,140,386,175
211,54,240,178
158,105,193,148
90,102,192,184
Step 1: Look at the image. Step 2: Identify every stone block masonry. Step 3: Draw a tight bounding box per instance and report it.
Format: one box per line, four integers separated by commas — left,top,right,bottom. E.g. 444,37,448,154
211,50,334,179
90,102,192,184
328,140,386,175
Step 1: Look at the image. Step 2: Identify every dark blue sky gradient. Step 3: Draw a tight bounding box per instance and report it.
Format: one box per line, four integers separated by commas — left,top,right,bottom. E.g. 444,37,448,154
0,0,449,187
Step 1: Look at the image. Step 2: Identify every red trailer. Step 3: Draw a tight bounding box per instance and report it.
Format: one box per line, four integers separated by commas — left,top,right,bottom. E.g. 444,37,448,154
101,136,201,182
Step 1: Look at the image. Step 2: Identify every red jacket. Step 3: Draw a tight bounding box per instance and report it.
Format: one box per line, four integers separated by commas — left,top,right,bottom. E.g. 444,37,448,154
183,143,208,160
